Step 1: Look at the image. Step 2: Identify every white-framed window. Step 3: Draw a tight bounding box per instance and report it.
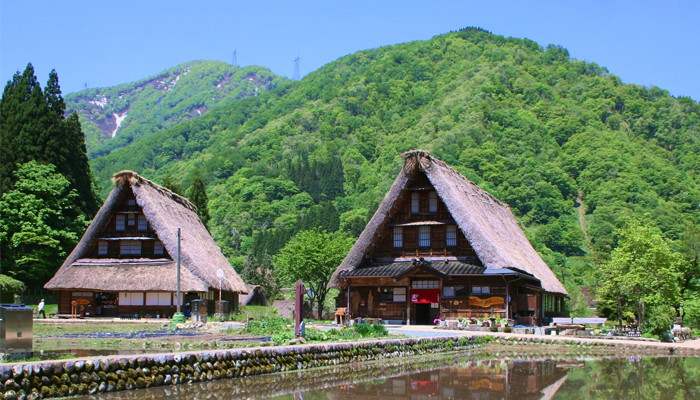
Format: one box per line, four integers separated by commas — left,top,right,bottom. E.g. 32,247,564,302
127,213,136,226
429,191,438,212
393,287,407,302
412,280,439,289
472,286,490,295
393,227,403,248
411,192,420,213
154,240,164,255
120,240,141,255
98,240,108,255
120,292,144,306
446,225,457,247
116,214,125,231
418,226,431,247
146,292,172,306
138,214,148,231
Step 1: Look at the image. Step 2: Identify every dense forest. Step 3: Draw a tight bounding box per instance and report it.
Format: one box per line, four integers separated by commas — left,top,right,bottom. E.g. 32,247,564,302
65,61,288,159
89,28,699,291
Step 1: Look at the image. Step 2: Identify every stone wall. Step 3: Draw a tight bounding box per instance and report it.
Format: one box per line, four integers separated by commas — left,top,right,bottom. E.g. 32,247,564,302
0,336,479,399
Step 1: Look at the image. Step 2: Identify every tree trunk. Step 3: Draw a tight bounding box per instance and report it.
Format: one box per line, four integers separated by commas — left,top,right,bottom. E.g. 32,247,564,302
317,289,327,320
617,291,623,330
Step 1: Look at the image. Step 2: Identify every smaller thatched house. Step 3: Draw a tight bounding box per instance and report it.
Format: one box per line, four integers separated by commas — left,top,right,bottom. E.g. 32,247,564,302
239,285,269,306
330,151,567,326
44,171,247,317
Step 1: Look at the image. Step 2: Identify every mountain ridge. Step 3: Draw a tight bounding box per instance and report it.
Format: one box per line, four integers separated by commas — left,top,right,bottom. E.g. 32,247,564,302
65,60,289,158
87,28,700,289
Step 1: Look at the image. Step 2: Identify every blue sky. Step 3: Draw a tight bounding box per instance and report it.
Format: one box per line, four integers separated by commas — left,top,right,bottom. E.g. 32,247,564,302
2,0,699,100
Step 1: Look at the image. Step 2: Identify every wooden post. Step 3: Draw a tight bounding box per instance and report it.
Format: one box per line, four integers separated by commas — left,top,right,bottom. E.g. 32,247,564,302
294,281,304,338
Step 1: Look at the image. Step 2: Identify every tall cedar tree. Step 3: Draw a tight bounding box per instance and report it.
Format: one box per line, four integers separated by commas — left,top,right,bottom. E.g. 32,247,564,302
188,173,210,228
0,64,97,216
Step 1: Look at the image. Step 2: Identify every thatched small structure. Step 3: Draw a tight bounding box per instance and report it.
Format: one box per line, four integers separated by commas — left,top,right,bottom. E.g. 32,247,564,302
45,170,247,316
330,151,567,326
239,285,269,306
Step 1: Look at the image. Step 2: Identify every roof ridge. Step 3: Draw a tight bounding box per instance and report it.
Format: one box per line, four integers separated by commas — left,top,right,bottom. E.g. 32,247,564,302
112,170,197,212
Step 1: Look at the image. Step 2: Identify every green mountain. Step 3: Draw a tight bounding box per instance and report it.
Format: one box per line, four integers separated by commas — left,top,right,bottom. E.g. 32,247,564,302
65,60,288,158
89,28,700,288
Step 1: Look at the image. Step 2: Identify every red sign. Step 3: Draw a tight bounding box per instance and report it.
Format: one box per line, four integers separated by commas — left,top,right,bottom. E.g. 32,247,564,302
411,289,440,304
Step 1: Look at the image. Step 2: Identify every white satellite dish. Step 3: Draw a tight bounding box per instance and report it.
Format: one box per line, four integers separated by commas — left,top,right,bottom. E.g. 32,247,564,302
217,269,225,279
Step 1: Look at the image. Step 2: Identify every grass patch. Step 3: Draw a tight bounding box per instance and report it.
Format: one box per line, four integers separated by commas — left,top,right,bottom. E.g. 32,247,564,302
26,303,58,316
232,305,280,321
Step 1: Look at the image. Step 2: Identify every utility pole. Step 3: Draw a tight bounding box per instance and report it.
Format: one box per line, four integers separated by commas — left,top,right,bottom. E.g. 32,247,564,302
293,56,301,81
232,49,238,67
172,228,186,327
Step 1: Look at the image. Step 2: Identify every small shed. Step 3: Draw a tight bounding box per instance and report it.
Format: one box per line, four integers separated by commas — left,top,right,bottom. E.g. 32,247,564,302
239,285,269,306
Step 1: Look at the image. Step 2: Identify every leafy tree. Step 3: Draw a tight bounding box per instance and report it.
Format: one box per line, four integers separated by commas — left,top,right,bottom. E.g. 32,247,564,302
598,223,684,332
0,162,88,287
0,64,98,216
188,172,210,228
239,254,280,301
274,229,354,319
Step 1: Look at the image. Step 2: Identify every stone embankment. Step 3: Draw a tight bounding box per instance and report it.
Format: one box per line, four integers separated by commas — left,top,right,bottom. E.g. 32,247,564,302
0,334,696,399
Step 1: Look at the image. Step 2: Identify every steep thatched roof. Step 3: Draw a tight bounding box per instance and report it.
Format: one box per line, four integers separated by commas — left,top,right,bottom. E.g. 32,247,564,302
330,150,567,295
45,171,247,294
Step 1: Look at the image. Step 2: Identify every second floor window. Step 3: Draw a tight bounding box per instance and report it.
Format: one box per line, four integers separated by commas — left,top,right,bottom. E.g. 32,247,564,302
411,192,420,213
418,226,431,247
429,191,438,212
120,240,141,255
98,240,108,255
393,227,403,248
154,240,164,255
138,214,148,231
116,215,125,231
446,225,457,247
127,213,136,227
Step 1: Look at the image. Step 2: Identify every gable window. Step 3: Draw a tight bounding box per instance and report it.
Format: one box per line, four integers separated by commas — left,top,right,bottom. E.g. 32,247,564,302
127,213,136,226
471,286,490,295
116,215,125,231
128,199,136,206
446,225,457,247
418,226,431,247
411,192,420,213
429,191,438,212
154,240,164,255
138,214,148,231
393,227,403,248
98,241,108,255
120,240,141,255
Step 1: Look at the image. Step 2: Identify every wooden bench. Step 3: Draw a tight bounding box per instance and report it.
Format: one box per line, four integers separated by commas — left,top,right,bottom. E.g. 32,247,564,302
334,308,348,324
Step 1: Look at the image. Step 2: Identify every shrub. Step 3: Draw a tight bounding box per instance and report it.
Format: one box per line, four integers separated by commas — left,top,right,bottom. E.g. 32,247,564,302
503,326,512,333
246,314,290,335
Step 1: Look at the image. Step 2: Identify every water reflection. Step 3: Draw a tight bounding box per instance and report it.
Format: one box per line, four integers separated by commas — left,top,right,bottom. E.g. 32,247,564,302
73,353,700,400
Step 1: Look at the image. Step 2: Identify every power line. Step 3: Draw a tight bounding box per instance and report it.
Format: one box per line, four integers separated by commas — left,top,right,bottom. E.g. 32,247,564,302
293,56,301,81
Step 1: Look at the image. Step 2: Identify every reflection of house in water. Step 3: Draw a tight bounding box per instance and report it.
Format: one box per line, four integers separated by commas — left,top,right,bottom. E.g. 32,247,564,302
325,360,569,400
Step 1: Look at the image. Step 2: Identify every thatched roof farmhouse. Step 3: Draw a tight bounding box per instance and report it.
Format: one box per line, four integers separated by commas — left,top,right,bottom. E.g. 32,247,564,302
45,171,247,317
330,150,567,325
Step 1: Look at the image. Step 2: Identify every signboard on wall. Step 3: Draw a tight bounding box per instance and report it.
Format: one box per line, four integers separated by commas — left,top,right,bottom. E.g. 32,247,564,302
410,289,440,304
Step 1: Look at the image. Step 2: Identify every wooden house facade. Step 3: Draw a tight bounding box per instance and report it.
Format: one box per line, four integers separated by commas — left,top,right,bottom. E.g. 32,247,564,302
45,171,247,317
330,151,567,325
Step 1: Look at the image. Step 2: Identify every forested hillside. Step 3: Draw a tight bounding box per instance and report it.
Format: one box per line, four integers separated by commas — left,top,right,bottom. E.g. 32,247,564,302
65,61,288,158
89,28,700,290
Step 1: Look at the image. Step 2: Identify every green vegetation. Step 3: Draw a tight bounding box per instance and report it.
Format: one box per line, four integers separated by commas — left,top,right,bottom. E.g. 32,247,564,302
275,229,355,319
34,322,164,336
86,29,699,302
65,61,288,159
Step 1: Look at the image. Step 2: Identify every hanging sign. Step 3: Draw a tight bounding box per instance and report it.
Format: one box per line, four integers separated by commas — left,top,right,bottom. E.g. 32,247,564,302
410,289,440,304
469,296,505,308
